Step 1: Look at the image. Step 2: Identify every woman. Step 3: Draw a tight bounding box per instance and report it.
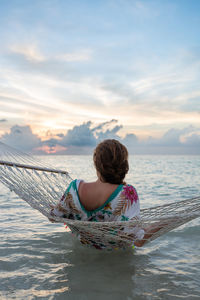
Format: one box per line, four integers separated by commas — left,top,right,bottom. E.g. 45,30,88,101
50,139,145,248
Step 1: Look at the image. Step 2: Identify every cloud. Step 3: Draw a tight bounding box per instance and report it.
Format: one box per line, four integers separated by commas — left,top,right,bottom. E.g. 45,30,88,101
6,44,93,82
10,44,45,62
56,133,64,138
0,121,200,155
53,121,200,154
96,124,123,141
123,133,138,147
91,119,123,141
60,119,123,146
56,49,92,62
138,126,200,154
0,125,41,152
180,96,200,113
59,121,96,147
183,133,200,147
39,137,66,154
2,41,200,132
145,126,198,147
92,119,118,132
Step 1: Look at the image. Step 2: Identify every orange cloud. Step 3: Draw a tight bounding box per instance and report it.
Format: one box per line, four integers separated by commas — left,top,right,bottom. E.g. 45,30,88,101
36,145,67,154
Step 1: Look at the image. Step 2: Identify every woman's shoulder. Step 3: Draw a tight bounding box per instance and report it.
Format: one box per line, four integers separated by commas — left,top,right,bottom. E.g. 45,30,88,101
63,179,84,196
68,179,84,188
69,179,93,197
75,179,99,191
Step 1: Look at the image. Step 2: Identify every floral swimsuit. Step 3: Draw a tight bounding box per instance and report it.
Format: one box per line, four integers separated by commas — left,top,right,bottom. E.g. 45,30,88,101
50,179,144,249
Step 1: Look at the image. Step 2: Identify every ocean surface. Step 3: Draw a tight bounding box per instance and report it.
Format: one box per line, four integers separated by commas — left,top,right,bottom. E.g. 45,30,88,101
0,155,200,300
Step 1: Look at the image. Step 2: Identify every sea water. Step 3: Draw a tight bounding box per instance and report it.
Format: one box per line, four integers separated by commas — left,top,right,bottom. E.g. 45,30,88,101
0,155,200,300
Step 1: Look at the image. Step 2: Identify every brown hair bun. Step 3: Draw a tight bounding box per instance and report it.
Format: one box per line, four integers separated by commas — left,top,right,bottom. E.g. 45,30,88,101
93,139,129,185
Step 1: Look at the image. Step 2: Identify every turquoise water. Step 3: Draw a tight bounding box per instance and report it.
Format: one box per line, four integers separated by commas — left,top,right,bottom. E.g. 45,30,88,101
0,155,200,299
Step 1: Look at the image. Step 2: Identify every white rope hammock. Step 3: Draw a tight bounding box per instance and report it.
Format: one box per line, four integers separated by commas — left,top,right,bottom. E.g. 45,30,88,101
0,141,199,250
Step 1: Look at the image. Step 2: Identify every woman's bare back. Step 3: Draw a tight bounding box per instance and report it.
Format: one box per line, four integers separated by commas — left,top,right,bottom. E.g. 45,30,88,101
78,180,120,211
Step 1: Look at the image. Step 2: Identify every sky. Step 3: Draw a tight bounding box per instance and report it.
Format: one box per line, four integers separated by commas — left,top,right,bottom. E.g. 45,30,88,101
0,0,200,154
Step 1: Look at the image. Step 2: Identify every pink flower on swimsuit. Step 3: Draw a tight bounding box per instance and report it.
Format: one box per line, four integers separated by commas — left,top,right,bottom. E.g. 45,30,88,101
122,185,138,204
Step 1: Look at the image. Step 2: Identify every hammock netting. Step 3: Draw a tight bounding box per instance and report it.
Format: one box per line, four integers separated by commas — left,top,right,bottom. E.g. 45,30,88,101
0,141,199,250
